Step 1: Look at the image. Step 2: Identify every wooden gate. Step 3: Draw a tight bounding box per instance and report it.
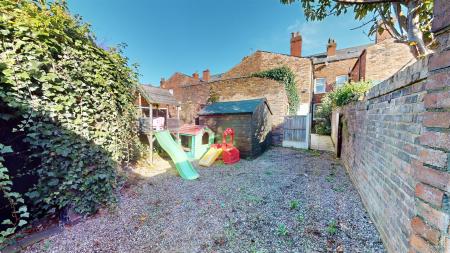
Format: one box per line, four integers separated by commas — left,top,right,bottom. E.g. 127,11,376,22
282,114,310,149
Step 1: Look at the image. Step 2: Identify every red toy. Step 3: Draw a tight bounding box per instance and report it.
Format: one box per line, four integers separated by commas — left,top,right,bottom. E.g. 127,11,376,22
220,128,240,164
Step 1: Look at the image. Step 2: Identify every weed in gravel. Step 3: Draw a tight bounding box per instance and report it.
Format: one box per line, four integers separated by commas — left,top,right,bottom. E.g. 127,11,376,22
326,220,338,235
276,223,289,236
264,171,273,176
325,175,335,183
304,149,321,157
332,185,346,192
43,240,51,252
296,214,305,223
245,194,263,204
289,200,300,210
224,222,237,242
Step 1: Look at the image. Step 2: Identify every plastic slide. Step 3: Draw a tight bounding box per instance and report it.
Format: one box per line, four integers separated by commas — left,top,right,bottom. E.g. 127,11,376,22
154,130,199,180
199,147,223,167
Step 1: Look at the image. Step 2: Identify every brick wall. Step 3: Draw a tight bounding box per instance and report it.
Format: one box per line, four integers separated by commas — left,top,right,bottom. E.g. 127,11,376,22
209,77,288,145
180,76,289,145
337,5,450,251
365,38,416,83
313,57,358,104
222,51,313,105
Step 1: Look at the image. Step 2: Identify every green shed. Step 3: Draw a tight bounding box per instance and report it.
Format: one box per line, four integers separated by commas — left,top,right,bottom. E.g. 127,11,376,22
178,124,215,160
198,98,272,159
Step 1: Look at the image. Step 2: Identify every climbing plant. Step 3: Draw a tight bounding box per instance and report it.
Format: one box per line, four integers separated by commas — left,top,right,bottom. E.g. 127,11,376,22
252,66,299,115
0,144,28,244
0,0,140,217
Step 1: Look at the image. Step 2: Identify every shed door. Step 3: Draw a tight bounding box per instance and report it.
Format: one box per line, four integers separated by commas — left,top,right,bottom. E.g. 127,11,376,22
282,114,310,149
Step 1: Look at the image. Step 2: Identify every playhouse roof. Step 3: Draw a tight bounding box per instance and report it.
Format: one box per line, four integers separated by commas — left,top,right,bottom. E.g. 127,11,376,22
139,84,179,105
199,98,272,116
178,124,209,135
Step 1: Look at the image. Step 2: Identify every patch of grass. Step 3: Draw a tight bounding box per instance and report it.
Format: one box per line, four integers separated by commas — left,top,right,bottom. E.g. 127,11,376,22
276,223,289,236
296,214,305,223
43,240,52,252
326,220,338,235
289,200,300,210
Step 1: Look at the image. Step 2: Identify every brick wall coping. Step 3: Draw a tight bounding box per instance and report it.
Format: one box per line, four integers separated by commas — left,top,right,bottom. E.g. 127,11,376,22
366,56,428,100
181,76,277,88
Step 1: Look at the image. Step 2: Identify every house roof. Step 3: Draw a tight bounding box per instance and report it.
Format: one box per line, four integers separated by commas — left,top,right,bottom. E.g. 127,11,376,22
139,84,179,105
178,124,210,135
308,43,373,64
199,98,272,116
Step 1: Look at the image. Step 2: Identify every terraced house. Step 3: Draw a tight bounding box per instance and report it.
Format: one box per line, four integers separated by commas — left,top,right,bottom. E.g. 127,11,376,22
160,26,415,143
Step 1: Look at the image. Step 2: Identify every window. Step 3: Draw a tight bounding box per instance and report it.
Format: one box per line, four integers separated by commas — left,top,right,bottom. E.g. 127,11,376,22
314,78,326,94
202,132,209,145
336,75,348,88
313,104,322,119
168,89,174,95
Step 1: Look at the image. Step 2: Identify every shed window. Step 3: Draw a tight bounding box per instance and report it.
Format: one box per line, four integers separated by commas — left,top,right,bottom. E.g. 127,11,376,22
314,78,326,94
202,132,209,145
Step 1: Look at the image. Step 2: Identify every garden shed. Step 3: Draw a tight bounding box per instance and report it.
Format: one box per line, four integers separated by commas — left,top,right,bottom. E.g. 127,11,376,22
198,98,272,159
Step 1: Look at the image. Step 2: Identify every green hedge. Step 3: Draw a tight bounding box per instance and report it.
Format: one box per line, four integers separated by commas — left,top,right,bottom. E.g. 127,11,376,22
0,0,140,216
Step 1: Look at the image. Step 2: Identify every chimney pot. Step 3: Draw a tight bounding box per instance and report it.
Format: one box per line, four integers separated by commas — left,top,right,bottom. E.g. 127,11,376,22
290,32,302,57
327,38,337,57
160,77,165,87
193,72,199,80
202,69,210,82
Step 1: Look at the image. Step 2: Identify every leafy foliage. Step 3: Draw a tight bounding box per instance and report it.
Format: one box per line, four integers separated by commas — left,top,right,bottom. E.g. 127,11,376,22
252,67,299,115
0,144,29,244
281,0,434,54
314,81,371,134
0,0,140,217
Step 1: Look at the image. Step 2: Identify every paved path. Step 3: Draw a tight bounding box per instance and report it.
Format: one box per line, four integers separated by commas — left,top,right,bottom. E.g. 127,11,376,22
310,134,335,152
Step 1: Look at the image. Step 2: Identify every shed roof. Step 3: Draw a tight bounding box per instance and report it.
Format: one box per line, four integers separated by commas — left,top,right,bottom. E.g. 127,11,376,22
139,84,179,105
199,98,272,116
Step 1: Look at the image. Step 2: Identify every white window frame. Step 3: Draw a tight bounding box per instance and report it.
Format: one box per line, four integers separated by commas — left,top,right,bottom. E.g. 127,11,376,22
335,75,348,88
313,103,323,120
314,78,326,94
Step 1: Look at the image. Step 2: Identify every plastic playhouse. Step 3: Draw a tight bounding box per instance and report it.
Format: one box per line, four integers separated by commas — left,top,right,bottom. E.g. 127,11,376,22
199,128,240,166
178,124,215,160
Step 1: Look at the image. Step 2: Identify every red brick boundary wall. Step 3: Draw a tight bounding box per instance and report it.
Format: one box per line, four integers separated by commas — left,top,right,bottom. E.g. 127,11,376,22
338,1,450,252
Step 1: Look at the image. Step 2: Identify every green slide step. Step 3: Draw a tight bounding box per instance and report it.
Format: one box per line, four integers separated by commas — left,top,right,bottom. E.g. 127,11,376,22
154,130,199,180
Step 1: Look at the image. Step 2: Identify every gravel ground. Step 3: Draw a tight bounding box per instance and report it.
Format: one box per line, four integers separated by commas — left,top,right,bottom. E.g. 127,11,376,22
25,147,385,253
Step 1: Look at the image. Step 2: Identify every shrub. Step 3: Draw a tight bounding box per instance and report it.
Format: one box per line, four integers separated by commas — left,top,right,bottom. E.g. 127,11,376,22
315,81,372,134
0,0,140,218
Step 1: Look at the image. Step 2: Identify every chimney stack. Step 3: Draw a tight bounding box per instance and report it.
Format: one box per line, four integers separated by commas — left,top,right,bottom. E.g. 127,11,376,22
327,38,337,57
192,72,199,80
375,20,394,43
290,32,302,57
202,69,210,82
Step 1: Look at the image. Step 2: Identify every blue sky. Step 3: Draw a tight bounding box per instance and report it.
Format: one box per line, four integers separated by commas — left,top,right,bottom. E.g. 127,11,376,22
68,0,374,86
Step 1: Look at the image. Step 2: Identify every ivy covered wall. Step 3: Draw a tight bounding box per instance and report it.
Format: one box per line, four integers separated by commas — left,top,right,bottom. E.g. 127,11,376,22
0,0,141,222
